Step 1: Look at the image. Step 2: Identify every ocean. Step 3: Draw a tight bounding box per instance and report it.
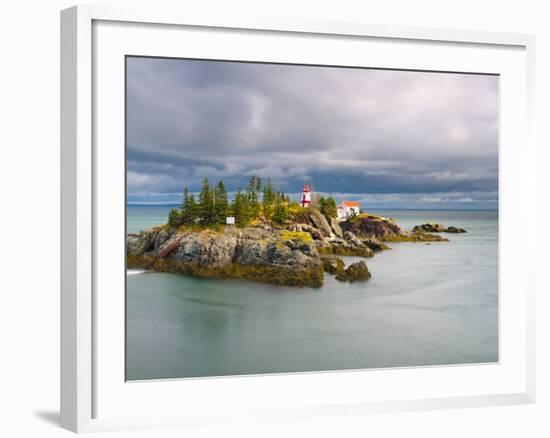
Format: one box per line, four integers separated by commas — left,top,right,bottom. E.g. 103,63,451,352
126,206,498,380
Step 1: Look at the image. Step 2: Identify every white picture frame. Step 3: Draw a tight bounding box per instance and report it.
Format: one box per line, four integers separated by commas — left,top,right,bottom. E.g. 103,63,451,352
60,4,537,433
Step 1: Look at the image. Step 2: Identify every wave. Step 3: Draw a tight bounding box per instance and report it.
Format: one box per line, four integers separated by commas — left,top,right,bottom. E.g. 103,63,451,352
127,269,147,275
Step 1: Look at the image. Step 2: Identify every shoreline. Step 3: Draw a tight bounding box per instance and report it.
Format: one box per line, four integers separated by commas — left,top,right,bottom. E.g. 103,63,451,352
127,209,467,288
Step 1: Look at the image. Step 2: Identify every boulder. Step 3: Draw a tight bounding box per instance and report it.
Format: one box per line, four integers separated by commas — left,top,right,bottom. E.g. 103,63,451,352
321,254,345,275
362,236,390,251
412,223,446,233
335,260,371,282
322,256,370,283
446,226,467,233
412,223,467,233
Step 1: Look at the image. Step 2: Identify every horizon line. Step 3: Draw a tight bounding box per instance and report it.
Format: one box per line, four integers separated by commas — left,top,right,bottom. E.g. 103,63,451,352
126,203,498,211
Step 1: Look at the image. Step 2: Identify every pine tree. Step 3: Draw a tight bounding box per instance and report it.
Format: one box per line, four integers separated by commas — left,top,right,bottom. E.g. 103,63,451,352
326,196,337,219
198,178,215,225
232,190,250,227
273,192,289,224
181,188,190,224
182,187,189,210
318,196,326,214
262,178,275,220
256,176,262,193
182,188,199,225
319,195,337,220
246,176,261,220
214,180,229,224
168,208,183,227
189,194,199,223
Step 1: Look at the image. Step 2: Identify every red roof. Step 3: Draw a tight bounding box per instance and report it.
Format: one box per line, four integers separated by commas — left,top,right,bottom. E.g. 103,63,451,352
342,201,360,207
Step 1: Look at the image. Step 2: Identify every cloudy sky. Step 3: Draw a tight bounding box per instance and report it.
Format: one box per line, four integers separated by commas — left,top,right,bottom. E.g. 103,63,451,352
126,56,498,209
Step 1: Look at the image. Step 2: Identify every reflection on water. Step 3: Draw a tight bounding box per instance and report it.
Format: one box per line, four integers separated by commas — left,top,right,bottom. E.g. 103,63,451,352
126,209,498,380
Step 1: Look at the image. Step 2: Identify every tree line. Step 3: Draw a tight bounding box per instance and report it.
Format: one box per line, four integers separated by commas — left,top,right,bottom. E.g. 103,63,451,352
167,176,339,228
168,176,289,227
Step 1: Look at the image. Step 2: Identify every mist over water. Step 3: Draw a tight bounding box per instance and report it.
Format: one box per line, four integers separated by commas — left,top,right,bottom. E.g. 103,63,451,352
126,207,498,380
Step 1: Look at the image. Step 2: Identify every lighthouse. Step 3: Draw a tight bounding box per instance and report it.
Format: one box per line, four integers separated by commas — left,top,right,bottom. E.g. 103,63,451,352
300,184,312,208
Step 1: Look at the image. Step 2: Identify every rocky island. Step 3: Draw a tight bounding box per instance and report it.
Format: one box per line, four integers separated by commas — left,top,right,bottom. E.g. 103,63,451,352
412,223,467,233
128,203,464,288
127,176,468,287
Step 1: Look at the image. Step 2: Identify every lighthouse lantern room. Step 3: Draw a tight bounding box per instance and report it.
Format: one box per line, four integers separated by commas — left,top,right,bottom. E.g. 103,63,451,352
300,184,312,208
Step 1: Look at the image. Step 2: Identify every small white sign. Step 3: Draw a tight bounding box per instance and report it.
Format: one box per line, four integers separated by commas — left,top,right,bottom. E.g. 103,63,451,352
226,216,235,225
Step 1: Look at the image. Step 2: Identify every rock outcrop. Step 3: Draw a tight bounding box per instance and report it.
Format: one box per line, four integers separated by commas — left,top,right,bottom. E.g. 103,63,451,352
321,254,345,275
340,214,407,238
330,218,343,238
412,223,467,233
315,232,374,258
335,260,371,282
316,232,388,253
339,215,448,242
446,226,467,233
285,211,376,257
362,236,390,252
381,232,449,243
128,227,323,287
289,208,334,238
321,255,371,282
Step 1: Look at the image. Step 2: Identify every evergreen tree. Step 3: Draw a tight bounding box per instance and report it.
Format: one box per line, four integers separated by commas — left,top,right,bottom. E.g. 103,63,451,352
325,196,337,218
167,208,183,227
319,195,337,221
246,176,261,220
214,180,229,224
181,187,189,210
181,188,190,224
182,188,199,225
175,174,309,228
198,178,216,225
189,194,199,223
262,178,275,220
231,190,250,227
273,192,289,224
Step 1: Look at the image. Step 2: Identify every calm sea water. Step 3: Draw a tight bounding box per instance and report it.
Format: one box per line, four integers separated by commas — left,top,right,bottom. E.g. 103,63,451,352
126,205,498,380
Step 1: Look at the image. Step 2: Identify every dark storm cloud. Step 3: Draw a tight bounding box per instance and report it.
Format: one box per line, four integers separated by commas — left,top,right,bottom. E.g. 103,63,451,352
126,57,498,208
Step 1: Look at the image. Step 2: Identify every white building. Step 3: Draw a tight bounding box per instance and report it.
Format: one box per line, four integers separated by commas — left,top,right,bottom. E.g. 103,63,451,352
337,201,361,219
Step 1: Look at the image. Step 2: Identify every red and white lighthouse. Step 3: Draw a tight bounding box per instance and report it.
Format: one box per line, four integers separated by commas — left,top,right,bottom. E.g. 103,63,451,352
300,184,312,208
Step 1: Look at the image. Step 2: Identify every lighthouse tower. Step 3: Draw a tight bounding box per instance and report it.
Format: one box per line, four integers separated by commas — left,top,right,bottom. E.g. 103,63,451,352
300,184,312,208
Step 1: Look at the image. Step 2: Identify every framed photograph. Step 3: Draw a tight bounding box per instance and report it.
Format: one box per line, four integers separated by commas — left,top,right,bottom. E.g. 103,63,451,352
61,5,536,433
